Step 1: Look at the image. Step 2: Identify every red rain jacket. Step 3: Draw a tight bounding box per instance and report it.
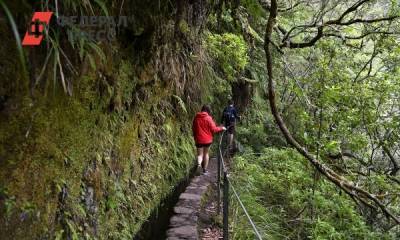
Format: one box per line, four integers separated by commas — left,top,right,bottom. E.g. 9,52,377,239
192,111,224,144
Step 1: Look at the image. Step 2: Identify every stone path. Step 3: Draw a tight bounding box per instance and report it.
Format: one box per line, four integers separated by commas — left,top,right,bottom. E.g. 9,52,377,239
198,182,222,240
166,158,218,240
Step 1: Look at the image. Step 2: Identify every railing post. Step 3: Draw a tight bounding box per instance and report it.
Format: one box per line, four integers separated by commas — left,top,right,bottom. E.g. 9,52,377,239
223,172,229,240
217,153,221,214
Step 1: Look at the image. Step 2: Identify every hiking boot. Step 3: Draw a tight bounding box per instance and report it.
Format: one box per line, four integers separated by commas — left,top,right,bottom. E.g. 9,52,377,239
196,164,202,176
202,169,209,175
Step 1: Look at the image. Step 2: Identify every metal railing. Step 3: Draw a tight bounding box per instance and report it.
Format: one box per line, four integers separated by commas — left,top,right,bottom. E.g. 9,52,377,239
217,130,263,240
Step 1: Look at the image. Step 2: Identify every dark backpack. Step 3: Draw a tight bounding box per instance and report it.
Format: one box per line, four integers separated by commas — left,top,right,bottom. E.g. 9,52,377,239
223,107,236,124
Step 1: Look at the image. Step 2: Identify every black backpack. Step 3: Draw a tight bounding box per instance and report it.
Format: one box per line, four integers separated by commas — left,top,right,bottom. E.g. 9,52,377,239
223,107,236,124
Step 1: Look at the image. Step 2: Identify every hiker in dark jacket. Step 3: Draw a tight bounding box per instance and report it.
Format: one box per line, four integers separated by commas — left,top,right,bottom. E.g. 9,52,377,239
192,105,226,174
221,99,240,149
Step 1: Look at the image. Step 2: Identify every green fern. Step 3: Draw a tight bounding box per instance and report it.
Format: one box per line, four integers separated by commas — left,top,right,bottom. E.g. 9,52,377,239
0,0,28,87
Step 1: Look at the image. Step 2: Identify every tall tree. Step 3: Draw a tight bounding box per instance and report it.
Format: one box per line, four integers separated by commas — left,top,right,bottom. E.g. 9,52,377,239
263,0,400,224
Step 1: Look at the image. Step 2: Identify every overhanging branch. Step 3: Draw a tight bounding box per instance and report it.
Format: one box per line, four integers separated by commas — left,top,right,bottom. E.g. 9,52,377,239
268,0,400,49
264,0,400,225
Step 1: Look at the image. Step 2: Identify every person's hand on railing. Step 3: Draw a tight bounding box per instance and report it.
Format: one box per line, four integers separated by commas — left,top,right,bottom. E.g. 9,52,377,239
222,126,227,131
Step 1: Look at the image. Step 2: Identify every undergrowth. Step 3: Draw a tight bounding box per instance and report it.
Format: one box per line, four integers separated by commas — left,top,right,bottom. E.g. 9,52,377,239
230,148,397,239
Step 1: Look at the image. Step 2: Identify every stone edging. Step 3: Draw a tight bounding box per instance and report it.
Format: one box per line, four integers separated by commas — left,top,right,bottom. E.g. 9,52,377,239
166,160,216,240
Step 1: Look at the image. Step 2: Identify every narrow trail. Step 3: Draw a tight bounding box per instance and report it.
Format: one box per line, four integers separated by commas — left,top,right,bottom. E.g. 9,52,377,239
165,132,257,240
166,158,221,240
197,176,223,240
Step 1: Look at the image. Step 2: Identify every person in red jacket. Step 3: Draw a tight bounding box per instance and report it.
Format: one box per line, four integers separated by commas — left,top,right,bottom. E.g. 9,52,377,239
192,105,226,174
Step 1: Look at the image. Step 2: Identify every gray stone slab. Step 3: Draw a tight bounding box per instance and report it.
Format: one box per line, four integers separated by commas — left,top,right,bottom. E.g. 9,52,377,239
178,200,200,210
174,206,195,214
170,215,187,225
185,188,207,195
170,217,198,227
191,177,201,183
167,225,197,238
179,193,202,201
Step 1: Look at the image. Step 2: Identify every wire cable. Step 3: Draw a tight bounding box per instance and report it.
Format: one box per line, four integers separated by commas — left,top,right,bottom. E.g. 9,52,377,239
217,128,263,240
228,178,263,240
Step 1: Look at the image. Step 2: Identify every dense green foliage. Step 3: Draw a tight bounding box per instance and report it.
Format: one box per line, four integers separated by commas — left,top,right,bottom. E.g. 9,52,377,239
218,0,400,238
1,0,400,239
206,32,249,82
231,147,396,239
191,0,400,237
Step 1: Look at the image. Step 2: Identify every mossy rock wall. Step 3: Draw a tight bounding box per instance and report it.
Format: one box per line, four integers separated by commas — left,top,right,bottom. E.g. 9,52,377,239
0,62,198,239
0,1,214,238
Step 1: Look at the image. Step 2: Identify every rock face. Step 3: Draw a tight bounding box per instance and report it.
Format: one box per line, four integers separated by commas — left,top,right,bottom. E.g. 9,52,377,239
0,1,215,239
166,158,217,240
